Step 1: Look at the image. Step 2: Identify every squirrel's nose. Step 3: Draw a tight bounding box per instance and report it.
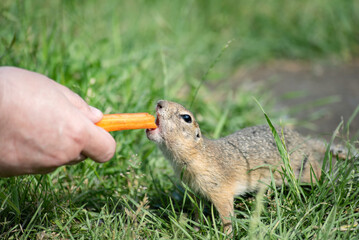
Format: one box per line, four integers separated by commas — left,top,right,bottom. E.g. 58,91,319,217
157,100,166,109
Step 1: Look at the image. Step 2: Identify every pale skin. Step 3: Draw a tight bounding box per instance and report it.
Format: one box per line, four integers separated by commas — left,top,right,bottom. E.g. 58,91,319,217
0,66,116,177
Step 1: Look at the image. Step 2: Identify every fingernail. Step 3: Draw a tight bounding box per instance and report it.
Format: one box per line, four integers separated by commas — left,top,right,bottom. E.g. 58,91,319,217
90,106,103,120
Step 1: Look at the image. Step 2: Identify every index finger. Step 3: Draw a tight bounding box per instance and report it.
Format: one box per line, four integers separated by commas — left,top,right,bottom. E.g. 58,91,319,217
53,81,103,123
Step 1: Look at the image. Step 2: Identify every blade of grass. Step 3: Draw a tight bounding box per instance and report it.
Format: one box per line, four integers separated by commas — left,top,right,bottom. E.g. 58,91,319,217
253,97,304,201
190,39,233,107
0,191,21,216
322,120,343,178
23,201,43,239
319,205,337,239
248,186,266,240
213,107,230,139
345,104,359,136
168,214,193,240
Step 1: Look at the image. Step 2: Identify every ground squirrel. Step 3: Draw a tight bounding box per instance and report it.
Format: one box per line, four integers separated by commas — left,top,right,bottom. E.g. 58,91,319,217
146,100,344,231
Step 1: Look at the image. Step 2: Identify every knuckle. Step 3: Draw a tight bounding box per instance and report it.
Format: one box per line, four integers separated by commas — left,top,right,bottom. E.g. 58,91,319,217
66,123,87,148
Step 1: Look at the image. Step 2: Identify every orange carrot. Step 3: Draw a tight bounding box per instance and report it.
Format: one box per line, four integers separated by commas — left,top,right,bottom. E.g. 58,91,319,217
95,113,157,132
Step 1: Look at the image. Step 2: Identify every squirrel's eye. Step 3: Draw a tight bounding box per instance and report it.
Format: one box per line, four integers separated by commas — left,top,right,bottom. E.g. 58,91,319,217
180,114,192,123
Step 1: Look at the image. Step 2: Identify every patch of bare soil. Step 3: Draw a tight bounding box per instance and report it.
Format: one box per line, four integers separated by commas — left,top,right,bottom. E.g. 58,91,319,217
230,60,359,140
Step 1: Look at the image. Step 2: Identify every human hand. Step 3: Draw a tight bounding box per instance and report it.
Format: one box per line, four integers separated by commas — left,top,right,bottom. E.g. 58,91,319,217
0,67,116,177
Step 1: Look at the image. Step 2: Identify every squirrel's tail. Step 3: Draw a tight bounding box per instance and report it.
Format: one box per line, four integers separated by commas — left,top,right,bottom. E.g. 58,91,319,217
328,142,358,160
328,144,350,160
308,139,353,160
309,139,358,181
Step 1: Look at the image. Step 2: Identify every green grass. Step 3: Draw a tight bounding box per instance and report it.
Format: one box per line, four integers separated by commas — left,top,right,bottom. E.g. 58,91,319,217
1,0,359,239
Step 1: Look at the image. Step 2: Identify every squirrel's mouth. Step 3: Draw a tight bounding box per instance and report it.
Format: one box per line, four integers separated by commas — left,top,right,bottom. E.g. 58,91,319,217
155,114,160,127
146,113,159,132
146,102,161,133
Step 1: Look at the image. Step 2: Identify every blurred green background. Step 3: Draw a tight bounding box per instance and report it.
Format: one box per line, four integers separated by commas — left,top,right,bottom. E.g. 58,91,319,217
1,0,358,238
2,0,358,134
2,0,358,88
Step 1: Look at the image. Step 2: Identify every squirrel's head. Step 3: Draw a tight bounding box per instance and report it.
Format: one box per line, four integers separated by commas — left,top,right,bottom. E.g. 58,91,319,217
146,100,202,151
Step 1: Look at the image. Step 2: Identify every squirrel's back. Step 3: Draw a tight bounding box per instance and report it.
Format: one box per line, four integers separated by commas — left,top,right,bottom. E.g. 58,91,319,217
214,125,326,165
202,125,324,195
